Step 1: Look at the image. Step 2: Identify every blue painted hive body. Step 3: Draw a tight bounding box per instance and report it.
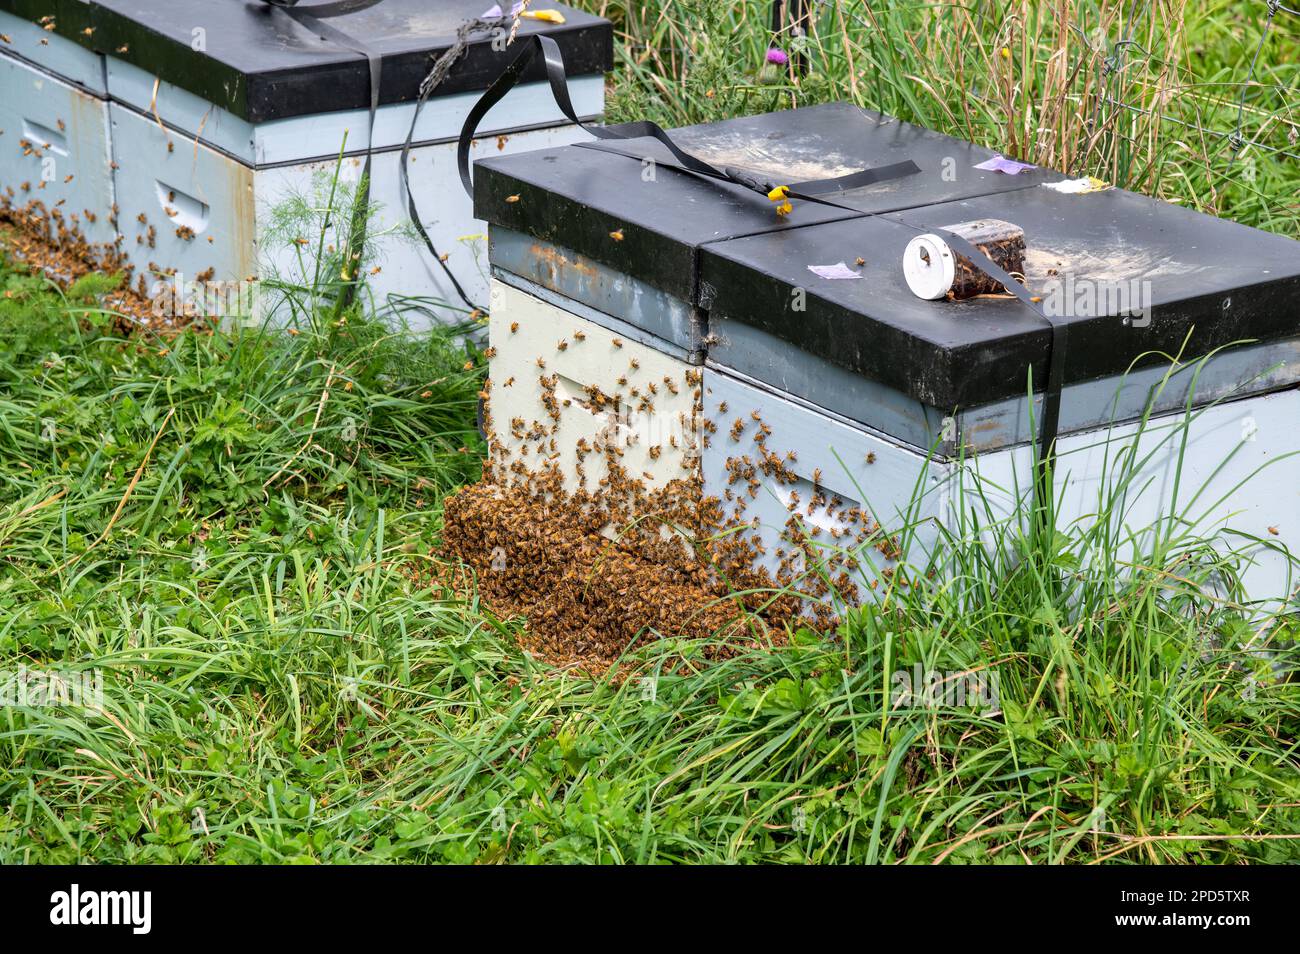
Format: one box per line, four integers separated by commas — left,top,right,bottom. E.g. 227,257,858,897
0,0,612,322
473,103,1300,604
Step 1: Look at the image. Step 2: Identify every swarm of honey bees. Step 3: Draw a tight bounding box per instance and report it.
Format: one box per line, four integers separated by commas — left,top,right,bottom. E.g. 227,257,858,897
437,305,905,672
0,187,206,329
1,136,220,330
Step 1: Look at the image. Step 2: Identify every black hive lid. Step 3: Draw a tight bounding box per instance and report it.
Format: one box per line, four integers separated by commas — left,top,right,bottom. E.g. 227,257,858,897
474,102,1057,305
700,185,1300,409
1,0,613,123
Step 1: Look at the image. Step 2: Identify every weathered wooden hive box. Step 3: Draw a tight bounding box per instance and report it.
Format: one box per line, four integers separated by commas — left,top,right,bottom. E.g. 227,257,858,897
472,103,1300,602
0,0,611,321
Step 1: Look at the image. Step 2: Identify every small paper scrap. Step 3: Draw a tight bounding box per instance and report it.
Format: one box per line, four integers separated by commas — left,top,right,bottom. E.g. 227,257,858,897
1042,176,1111,194
807,262,863,280
974,155,1036,175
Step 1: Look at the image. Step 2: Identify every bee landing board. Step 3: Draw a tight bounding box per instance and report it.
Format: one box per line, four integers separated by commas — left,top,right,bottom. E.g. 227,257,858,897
476,103,1300,604
0,1,612,322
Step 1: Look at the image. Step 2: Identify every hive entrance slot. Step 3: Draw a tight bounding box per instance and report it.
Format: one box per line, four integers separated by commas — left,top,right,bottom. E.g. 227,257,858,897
155,181,210,234
556,374,637,445
22,119,69,156
776,478,860,538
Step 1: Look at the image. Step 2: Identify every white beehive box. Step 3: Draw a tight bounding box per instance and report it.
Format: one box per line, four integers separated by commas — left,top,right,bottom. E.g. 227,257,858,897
474,104,1300,603
0,9,115,253
0,1,612,322
487,278,701,496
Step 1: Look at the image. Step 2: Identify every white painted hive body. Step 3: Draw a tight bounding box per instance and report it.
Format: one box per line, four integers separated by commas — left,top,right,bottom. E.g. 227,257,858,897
473,102,1300,604
0,3,610,325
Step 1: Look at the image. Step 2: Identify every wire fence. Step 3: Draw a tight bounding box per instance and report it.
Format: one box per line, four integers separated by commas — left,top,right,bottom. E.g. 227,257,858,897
1096,0,1300,165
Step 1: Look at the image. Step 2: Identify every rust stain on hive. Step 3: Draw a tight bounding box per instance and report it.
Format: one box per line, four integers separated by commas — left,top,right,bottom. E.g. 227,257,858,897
529,241,599,281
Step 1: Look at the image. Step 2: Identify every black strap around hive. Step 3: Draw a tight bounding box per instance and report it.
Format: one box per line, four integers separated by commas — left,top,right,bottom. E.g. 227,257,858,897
929,229,1066,500
455,34,921,207
261,1,493,315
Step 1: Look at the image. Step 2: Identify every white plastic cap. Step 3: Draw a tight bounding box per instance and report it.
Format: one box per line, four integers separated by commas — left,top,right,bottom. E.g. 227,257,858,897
903,233,956,300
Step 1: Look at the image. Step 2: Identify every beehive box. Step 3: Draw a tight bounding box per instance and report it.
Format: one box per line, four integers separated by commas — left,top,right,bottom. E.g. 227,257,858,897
0,4,115,255
0,0,612,321
471,103,1300,603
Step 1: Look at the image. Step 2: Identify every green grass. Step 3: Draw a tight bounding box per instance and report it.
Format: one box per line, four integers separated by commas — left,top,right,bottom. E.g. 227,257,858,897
1,0,1298,864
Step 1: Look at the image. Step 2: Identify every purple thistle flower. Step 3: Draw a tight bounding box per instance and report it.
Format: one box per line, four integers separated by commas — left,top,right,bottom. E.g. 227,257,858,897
766,47,789,66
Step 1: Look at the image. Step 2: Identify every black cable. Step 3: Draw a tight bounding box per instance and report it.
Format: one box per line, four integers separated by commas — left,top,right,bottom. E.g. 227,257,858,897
397,17,503,318
261,0,488,317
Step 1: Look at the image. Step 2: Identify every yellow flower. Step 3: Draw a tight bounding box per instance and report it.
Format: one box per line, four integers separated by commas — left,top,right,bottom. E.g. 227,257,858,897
1000,46,1010,59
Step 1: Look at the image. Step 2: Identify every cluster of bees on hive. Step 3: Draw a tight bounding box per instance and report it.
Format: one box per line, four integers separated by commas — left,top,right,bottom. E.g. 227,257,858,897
0,62,219,327
0,185,149,325
438,314,908,671
0,185,215,328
